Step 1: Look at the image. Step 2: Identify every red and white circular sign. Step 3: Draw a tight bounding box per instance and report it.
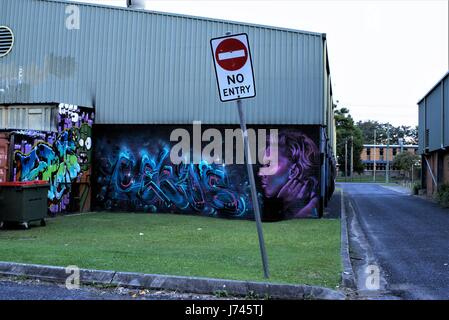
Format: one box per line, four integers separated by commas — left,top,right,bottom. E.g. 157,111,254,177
215,38,248,71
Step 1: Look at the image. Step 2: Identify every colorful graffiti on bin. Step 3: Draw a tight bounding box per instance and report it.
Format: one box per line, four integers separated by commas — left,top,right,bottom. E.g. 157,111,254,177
12,105,94,213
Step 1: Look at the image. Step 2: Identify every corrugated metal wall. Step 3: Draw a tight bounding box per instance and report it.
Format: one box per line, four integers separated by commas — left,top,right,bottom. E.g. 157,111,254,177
426,85,442,151
0,0,326,125
444,76,449,147
0,104,57,131
418,100,425,154
418,71,449,154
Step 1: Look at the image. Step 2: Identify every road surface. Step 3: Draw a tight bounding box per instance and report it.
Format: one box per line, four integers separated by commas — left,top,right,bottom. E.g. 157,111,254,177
0,276,217,300
341,183,449,299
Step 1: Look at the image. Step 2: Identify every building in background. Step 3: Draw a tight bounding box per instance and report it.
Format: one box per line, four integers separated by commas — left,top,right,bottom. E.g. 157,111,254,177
0,0,336,219
418,71,449,196
361,144,418,172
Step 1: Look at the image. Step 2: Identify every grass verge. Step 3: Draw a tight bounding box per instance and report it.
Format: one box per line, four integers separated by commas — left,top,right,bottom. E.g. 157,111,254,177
0,212,341,288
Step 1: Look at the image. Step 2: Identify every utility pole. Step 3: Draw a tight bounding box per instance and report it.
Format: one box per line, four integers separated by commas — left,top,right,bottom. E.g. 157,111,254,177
399,137,404,153
373,129,376,182
386,125,390,184
345,139,348,182
350,135,354,181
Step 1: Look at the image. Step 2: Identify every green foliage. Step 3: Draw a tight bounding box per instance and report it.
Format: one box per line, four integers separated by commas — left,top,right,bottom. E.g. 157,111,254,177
436,184,449,208
335,107,364,174
392,152,420,171
244,290,259,300
413,182,421,195
214,290,229,298
356,120,418,145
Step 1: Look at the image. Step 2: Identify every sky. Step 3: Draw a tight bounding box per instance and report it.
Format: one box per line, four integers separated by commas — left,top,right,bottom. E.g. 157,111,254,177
69,0,449,127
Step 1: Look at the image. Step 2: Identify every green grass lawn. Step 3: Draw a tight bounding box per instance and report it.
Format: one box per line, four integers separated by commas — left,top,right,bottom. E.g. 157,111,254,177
0,213,341,288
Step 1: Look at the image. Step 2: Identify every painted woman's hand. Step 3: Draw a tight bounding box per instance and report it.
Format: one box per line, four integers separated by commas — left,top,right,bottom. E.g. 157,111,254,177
278,178,312,202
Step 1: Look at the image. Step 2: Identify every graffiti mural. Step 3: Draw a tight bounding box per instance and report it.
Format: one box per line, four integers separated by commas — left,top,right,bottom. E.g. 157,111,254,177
258,130,320,218
94,131,253,218
12,104,94,214
93,125,321,220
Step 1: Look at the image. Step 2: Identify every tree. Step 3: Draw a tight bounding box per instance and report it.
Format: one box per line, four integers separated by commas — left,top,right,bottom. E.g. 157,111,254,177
335,107,364,175
392,151,420,172
409,126,418,145
356,121,418,145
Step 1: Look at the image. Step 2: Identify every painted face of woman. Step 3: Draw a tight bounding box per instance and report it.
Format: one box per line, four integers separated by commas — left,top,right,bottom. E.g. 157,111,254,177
258,147,292,198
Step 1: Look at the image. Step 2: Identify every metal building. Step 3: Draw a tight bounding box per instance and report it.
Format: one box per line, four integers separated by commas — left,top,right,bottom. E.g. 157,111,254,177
0,0,336,219
418,71,449,195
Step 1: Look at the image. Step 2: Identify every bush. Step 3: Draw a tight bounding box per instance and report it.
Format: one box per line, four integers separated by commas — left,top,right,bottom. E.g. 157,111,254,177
436,184,449,208
412,182,421,195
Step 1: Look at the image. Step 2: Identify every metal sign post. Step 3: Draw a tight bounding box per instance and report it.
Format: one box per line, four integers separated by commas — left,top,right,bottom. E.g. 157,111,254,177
236,99,270,279
210,32,269,278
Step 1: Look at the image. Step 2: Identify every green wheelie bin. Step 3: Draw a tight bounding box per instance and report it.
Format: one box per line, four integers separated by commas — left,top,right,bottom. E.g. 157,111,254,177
0,181,49,229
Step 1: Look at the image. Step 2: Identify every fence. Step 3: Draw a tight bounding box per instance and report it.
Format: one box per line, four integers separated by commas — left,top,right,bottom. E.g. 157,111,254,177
337,169,421,184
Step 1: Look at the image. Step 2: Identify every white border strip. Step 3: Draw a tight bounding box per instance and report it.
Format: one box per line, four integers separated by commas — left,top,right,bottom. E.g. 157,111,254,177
0,26,14,58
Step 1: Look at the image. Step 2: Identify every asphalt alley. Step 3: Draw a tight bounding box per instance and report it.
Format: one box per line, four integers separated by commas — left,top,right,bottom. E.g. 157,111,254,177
341,183,449,299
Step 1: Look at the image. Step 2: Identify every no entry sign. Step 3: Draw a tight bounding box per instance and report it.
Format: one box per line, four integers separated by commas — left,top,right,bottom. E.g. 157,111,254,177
210,33,256,102
215,38,248,71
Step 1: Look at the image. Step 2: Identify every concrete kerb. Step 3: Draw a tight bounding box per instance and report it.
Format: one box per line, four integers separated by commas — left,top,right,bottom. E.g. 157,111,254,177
0,261,116,284
0,261,346,300
340,189,357,290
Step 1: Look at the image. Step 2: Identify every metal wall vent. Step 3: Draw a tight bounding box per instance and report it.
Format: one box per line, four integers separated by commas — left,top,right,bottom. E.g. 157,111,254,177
0,26,14,57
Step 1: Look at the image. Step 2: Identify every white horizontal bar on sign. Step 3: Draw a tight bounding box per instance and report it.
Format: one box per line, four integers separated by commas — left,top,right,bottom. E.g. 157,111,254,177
218,50,245,61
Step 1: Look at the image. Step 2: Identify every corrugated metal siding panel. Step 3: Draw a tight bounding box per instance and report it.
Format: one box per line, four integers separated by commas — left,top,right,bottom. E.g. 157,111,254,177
444,77,449,148
1,0,325,125
0,105,57,131
425,85,442,152
418,101,425,154
0,106,6,128
419,72,449,153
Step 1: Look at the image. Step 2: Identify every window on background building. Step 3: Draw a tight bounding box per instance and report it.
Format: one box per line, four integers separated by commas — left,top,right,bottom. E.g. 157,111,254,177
379,148,384,161
393,148,397,156
366,147,371,160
